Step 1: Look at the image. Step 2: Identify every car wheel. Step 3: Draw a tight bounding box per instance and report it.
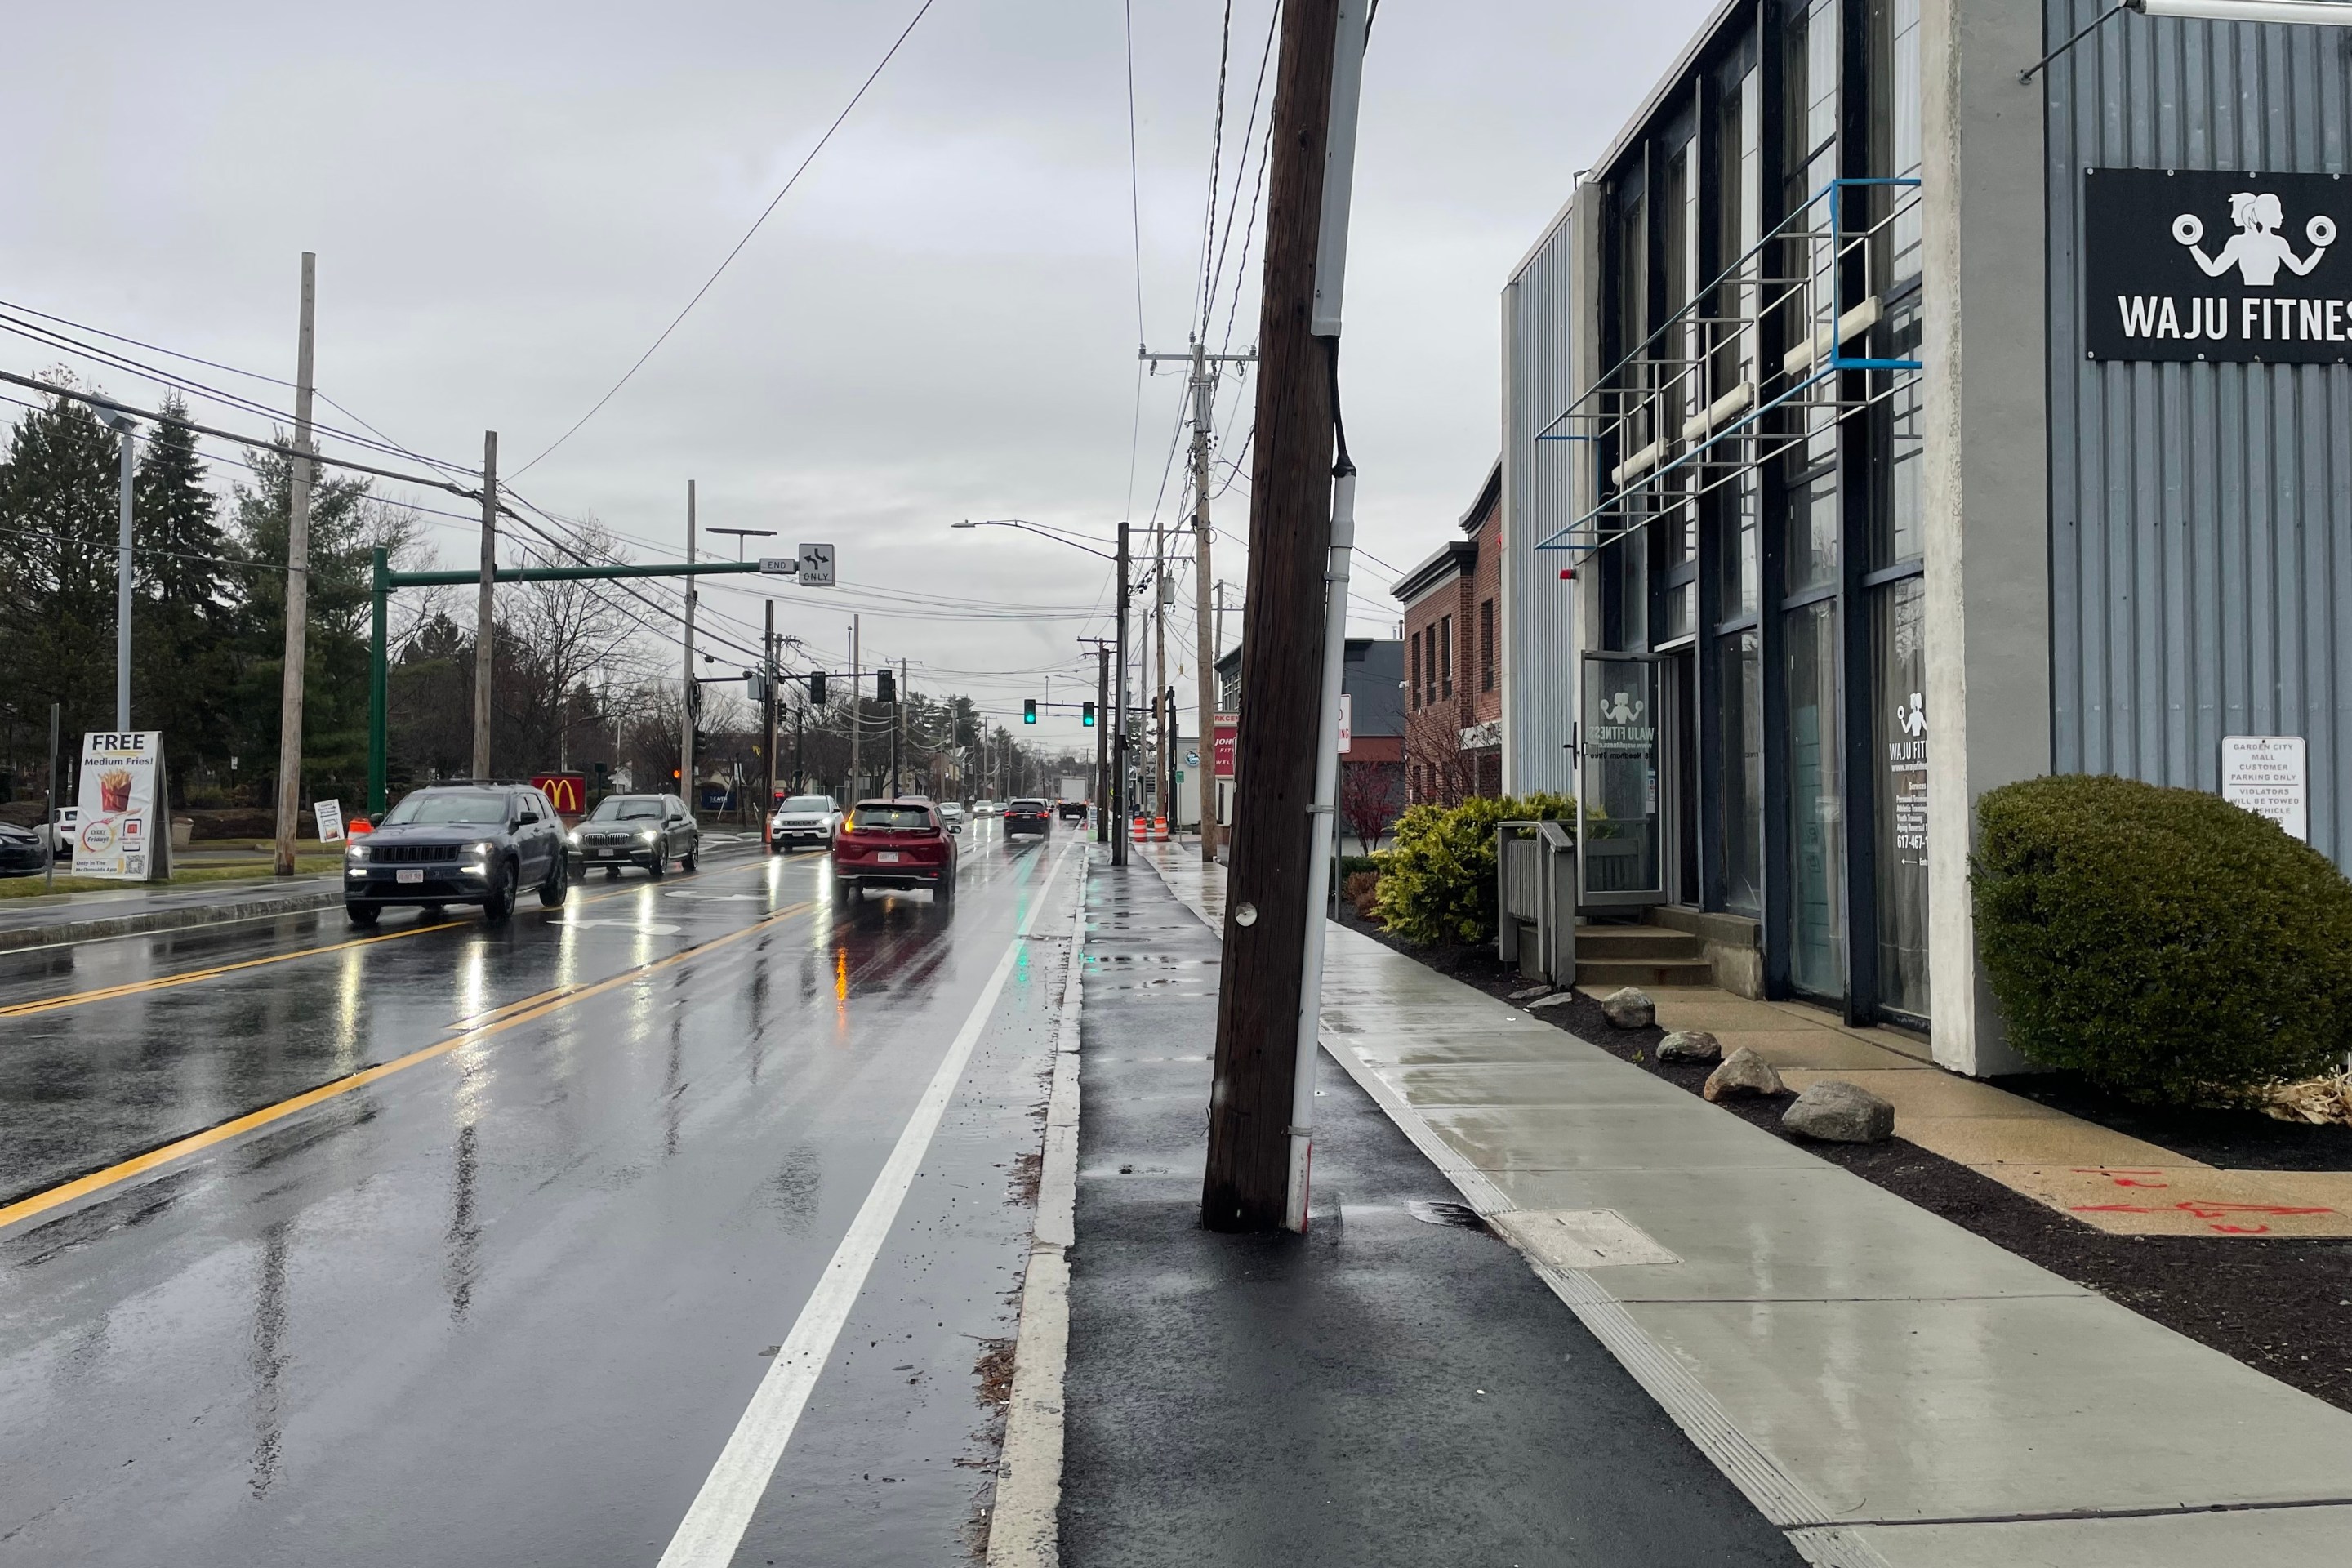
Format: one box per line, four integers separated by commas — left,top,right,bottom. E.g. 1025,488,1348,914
345,901,381,928
483,860,515,922
832,877,853,906
647,853,666,879
539,853,568,908
682,843,698,873
936,873,955,905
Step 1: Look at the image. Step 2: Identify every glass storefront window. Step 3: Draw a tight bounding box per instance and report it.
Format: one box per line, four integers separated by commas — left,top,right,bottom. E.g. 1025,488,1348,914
1872,579,1930,1020
1719,630,1763,914
1581,655,1662,898
1788,470,1838,592
1785,601,1845,999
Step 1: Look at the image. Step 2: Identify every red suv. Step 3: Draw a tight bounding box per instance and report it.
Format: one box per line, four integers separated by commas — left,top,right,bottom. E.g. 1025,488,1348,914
831,798,959,904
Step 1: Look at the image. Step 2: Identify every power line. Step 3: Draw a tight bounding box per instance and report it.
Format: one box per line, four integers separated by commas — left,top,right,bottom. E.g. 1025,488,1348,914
511,0,940,478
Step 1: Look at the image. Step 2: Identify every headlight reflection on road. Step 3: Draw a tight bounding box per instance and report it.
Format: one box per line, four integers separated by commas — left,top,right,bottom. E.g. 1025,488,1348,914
457,941,490,1027
333,947,367,1071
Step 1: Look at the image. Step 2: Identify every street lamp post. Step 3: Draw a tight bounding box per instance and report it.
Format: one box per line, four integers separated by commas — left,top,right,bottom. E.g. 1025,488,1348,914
93,403,138,730
951,517,1130,866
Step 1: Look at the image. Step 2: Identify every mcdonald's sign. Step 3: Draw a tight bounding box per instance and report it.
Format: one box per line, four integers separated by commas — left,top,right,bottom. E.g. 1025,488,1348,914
532,771,588,819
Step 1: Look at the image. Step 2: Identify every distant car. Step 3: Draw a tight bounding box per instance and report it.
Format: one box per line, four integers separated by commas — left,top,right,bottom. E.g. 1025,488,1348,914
0,820,47,876
34,807,78,859
832,798,958,904
1004,798,1052,840
569,793,701,877
768,793,843,853
345,782,569,924
938,801,967,827
1057,797,1088,822
972,800,1000,817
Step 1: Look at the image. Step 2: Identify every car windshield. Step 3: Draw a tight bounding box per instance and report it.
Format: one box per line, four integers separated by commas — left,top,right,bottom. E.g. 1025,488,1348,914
589,797,665,822
781,796,834,813
383,791,508,826
849,804,933,831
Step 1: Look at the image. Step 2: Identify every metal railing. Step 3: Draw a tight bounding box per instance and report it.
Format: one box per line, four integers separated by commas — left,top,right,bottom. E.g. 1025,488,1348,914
1535,176,1923,559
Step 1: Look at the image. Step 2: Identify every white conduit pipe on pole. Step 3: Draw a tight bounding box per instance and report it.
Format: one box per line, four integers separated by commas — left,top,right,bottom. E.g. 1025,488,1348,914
1286,466,1355,1234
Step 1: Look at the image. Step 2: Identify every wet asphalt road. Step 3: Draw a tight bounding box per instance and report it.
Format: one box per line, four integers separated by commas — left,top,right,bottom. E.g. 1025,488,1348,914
0,820,1079,1566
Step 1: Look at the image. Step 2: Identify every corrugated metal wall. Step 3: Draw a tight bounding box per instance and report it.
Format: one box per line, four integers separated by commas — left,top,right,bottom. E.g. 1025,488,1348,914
1503,203,1583,796
2046,1,2352,867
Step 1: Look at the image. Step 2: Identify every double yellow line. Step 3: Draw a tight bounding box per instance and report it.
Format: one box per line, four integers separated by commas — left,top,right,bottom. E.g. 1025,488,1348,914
0,898,813,1236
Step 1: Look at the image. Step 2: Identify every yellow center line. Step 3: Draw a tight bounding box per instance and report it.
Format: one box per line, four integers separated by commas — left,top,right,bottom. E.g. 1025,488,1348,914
0,853,808,1020
0,897,816,1235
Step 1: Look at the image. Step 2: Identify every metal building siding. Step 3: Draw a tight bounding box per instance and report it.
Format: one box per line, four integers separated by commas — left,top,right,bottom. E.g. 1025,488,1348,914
2045,1,2352,867
1503,210,1581,795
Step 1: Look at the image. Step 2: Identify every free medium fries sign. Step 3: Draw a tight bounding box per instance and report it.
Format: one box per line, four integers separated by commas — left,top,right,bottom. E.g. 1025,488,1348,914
74,732,171,883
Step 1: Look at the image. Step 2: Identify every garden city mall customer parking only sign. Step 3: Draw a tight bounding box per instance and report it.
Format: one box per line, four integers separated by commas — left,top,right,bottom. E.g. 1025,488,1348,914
2222,735,2309,843
2085,168,2352,364
73,731,171,882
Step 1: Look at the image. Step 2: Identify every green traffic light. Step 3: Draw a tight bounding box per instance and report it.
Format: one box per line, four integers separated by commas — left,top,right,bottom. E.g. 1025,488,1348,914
1023,698,1037,724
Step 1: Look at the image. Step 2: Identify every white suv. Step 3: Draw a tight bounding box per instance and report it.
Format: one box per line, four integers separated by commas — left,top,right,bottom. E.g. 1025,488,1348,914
768,794,842,853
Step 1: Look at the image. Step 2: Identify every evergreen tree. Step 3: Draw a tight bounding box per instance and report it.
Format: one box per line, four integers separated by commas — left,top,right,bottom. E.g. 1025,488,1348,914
225,442,415,807
0,382,123,765
131,397,234,791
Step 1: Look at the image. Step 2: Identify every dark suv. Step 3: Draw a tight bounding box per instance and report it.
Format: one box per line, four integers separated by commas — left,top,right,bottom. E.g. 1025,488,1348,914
344,783,569,925
568,792,700,878
1004,798,1052,840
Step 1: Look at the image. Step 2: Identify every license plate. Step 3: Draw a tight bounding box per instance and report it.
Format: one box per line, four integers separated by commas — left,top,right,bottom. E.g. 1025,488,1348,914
396,868,424,884
877,851,901,863
596,849,616,858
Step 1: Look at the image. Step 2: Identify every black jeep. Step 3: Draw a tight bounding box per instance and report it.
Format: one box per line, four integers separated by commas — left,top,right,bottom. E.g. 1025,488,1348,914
343,782,569,925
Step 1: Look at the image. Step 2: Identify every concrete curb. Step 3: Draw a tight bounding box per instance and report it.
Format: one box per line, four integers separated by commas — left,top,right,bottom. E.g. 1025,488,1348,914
987,861,1088,1567
0,885,345,955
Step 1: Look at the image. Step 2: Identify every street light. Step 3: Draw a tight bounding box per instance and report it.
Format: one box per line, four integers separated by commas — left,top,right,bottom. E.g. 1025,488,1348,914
954,516,1131,864
91,401,138,732
707,526,777,562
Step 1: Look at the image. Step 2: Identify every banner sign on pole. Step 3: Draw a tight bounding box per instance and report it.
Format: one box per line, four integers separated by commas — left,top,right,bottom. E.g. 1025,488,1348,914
314,799,347,844
73,731,169,882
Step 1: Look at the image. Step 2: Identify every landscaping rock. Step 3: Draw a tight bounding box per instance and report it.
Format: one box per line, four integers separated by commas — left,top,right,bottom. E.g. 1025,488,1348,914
1599,987,1655,1029
1526,991,1577,1011
1703,1047,1784,1102
1781,1080,1895,1143
1508,984,1556,1002
1657,1030,1722,1065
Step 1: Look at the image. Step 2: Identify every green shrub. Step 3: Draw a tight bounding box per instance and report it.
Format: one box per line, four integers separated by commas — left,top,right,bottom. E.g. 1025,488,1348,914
1971,774,2352,1105
1335,855,1380,880
1371,793,1574,947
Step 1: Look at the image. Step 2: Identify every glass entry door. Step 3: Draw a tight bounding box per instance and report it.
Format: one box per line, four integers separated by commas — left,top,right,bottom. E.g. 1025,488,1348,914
1579,653,1664,907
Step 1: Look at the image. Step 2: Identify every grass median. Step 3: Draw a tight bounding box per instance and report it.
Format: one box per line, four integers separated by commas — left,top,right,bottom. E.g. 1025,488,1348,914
0,857,342,900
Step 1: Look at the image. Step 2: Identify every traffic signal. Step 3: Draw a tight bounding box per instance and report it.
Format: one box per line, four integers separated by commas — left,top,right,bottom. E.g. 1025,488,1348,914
875,667,897,704
808,670,826,705
1023,698,1037,725
1082,701,1096,727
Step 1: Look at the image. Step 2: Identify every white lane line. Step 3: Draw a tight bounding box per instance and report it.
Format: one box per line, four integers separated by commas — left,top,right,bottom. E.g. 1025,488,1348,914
656,840,1076,1568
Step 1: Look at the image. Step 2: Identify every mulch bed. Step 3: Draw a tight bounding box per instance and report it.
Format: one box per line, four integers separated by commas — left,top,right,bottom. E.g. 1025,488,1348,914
1334,906,2352,1414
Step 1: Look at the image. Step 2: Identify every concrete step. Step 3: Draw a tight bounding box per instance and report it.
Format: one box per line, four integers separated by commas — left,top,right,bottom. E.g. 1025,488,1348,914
1575,958,1717,990
1575,927,1707,962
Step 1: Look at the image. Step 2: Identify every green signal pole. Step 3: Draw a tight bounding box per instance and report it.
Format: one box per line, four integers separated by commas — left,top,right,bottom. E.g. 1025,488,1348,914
367,555,773,819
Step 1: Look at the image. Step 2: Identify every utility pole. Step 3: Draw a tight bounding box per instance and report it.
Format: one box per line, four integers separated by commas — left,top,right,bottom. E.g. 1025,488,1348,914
273,252,318,877
848,614,862,798
1143,338,1254,862
680,482,698,808
763,599,778,838
471,430,497,779
889,657,906,797
1203,0,1365,1234
1151,527,1167,823
1081,637,1110,843
96,405,136,732
1112,522,1130,866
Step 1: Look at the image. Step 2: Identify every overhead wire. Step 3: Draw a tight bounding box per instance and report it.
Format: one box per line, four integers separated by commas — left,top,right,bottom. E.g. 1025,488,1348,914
511,0,939,478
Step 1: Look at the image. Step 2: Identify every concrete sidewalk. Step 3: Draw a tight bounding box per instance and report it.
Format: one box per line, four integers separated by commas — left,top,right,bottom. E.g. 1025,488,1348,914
1138,843,2352,1567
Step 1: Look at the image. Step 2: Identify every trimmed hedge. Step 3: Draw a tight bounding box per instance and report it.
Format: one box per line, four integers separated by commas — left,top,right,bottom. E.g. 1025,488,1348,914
1971,774,2352,1105
1371,793,1574,947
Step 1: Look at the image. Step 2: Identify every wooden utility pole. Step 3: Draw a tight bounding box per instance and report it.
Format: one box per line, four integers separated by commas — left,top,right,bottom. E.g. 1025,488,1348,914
763,599,778,836
680,482,697,806
1085,638,1109,841
272,253,317,876
1202,0,1344,1232
470,430,497,779
1112,523,1130,866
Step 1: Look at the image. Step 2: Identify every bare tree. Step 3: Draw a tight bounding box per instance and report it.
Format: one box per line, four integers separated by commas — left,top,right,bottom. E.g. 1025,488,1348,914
495,518,646,773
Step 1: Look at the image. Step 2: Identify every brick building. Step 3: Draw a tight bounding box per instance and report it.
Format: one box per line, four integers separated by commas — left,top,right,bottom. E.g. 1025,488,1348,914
1214,637,1405,848
1393,461,1504,804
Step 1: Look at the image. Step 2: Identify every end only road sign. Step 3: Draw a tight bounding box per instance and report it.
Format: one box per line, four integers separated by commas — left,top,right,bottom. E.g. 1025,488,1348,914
758,544,835,586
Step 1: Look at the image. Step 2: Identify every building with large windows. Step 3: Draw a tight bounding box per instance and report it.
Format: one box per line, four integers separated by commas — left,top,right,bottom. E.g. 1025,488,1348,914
1499,0,2350,1076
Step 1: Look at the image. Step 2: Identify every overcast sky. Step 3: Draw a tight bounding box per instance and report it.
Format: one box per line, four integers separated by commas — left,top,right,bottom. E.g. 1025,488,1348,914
2,0,1714,754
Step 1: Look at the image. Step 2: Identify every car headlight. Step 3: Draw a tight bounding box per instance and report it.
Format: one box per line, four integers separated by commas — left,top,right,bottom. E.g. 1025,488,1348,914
468,840,494,857
566,829,581,846
345,841,372,861
638,828,659,842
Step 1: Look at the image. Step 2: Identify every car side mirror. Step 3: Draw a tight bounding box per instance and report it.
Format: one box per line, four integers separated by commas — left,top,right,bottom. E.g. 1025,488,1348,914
949,825,962,835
